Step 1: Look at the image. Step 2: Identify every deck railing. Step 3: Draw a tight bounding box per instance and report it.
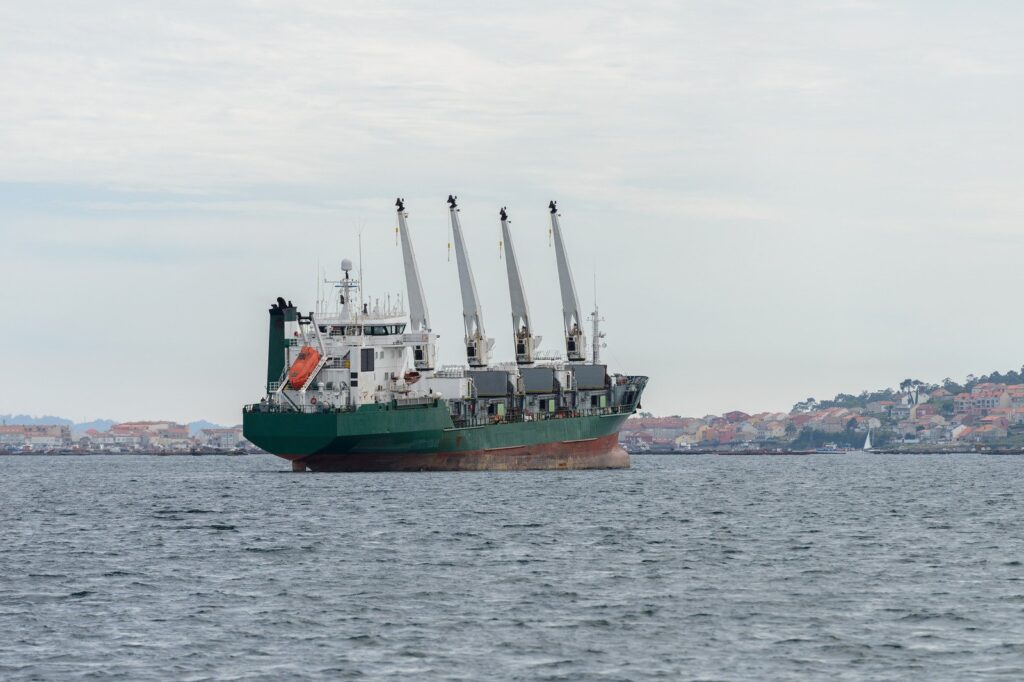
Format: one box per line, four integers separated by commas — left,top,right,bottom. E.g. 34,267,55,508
245,375,648,422
449,404,634,429
244,403,358,415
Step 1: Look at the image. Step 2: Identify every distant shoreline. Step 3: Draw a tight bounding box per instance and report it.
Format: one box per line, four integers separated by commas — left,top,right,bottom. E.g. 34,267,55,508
630,447,1024,456
0,450,257,457
6,447,1024,459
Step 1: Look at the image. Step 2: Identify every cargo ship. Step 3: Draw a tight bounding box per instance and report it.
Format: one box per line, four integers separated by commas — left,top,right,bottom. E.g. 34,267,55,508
243,197,647,471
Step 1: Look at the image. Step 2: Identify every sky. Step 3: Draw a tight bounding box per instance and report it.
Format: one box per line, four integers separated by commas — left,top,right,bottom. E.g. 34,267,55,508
2,1,1023,425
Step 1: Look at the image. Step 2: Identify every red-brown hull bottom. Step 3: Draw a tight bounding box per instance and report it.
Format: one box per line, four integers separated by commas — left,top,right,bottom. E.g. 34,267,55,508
281,433,631,472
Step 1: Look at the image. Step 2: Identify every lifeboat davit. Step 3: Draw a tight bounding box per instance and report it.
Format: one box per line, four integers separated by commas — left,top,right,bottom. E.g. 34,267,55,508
287,346,322,390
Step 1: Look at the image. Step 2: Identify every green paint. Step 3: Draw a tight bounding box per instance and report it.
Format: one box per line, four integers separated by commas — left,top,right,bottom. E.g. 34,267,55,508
243,401,632,458
266,306,287,392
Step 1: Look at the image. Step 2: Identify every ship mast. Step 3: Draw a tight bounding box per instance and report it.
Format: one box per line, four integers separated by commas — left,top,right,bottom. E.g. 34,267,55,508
549,200,586,362
448,194,491,367
499,207,537,365
395,198,436,371
588,271,606,364
588,306,605,365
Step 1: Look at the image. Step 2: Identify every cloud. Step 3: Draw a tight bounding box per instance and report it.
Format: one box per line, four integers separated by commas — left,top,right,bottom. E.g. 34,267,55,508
2,1,1024,422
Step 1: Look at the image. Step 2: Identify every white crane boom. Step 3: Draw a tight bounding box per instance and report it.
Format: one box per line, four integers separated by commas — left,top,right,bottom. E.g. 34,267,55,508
499,207,536,365
396,198,430,332
395,198,436,371
448,195,490,367
549,200,586,362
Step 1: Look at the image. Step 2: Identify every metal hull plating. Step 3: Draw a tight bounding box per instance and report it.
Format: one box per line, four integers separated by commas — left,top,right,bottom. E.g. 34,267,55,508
243,403,632,471
299,433,627,472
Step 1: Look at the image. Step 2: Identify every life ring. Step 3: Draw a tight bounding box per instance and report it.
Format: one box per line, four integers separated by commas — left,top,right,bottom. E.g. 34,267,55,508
310,397,317,405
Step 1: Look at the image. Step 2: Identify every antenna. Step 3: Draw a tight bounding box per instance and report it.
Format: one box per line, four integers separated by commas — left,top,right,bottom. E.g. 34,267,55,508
325,264,331,313
588,263,606,364
358,223,364,316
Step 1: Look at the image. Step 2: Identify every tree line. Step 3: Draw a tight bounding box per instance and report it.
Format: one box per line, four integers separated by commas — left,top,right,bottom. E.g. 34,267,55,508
792,365,1024,413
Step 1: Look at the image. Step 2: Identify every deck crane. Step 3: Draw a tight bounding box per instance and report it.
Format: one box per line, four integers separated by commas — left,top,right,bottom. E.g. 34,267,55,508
395,198,436,371
499,207,538,365
448,195,492,367
548,200,586,362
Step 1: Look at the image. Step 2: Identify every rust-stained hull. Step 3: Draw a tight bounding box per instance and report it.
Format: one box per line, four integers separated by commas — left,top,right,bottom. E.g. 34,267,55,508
285,433,629,472
246,403,639,472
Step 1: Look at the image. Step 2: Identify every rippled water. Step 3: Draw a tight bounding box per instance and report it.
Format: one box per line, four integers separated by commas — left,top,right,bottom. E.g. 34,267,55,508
2,453,1024,680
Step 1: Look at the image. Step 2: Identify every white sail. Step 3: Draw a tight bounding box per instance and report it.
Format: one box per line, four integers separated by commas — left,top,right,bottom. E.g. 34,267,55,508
863,430,872,450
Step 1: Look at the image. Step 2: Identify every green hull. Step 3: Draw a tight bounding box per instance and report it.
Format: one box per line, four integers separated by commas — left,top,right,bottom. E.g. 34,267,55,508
243,402,633,471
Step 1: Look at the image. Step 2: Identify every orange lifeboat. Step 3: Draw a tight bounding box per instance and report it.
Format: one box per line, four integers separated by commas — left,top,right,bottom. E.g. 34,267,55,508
287,346,322,390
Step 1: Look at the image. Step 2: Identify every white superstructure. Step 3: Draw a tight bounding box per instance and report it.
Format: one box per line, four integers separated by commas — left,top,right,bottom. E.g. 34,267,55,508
273,264,421,411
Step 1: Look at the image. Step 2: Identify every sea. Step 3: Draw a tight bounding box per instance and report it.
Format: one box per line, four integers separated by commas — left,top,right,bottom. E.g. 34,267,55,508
2,453,1023,680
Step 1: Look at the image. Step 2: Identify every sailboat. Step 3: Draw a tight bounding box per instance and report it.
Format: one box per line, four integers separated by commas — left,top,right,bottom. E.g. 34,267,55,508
863,429,873,451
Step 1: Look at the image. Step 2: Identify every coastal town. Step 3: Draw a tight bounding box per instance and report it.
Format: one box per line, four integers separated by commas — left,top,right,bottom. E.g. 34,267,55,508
622,372,1024,453
4,370,1023,456
0,420,250,454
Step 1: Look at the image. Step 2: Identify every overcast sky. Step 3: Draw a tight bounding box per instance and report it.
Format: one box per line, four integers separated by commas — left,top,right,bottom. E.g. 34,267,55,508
2,1,1023,424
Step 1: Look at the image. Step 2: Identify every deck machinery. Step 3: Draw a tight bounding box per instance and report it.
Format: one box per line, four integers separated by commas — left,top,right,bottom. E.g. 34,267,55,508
243,197,647,471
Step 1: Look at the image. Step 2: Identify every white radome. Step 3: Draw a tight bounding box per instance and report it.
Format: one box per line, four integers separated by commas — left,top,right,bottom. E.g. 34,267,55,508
341,258,354,273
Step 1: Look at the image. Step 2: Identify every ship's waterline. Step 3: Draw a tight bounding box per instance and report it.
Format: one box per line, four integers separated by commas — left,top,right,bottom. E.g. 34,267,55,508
243,197,647,471
279,434,629,472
